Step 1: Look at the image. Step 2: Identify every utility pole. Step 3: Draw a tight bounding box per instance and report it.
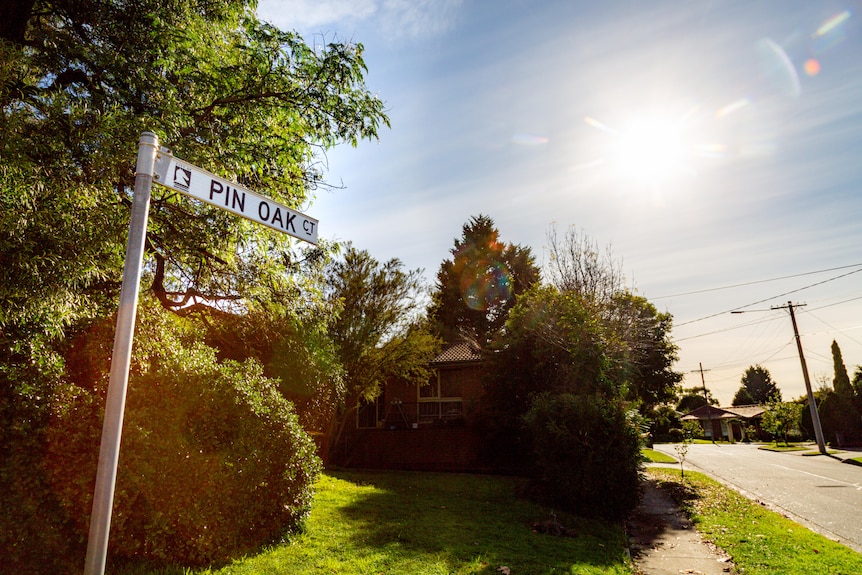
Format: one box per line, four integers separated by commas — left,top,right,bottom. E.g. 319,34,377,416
772,301,827,455
692,363,715,443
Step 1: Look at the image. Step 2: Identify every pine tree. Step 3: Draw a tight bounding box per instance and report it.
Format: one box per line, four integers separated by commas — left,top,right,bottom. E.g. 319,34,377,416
832,340,853,398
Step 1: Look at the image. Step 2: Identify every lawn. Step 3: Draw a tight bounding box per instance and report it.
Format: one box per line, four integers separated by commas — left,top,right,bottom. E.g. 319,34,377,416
649,467,862,575
758,442,808,452
128,470,633,575
641,448,676,463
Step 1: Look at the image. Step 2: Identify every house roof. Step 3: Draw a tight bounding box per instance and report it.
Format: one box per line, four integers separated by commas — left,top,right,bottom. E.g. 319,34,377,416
681,404,766,421
432,341,483,365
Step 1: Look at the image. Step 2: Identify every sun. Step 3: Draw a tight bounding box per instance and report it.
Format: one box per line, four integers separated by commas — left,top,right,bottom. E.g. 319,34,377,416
585,108,699,188
614,115,688,183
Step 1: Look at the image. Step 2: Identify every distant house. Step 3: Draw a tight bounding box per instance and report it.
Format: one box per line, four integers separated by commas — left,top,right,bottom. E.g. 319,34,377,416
335,341,488,471
681,404,767,441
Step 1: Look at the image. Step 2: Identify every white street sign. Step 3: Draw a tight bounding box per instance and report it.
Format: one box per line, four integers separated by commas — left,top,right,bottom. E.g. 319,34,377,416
153,150,318,245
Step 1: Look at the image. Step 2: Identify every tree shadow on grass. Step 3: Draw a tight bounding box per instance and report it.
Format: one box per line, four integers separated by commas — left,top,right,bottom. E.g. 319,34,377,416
327,469,631,575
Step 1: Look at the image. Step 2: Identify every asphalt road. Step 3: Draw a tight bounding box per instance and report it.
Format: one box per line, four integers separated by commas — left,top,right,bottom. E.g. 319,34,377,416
651,442,862,553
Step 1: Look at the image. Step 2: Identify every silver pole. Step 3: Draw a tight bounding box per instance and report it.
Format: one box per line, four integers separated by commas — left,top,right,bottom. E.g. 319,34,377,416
84,132,159,575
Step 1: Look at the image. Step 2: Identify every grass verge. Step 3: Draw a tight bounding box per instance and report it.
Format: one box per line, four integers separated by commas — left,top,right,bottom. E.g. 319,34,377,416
123,470,633,575
758,443,807,452
649,467,862,575
642,448,676,464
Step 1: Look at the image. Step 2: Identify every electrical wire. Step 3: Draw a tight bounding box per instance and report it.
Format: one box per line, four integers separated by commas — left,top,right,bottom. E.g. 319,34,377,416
675,267,862,327
652,262,862,300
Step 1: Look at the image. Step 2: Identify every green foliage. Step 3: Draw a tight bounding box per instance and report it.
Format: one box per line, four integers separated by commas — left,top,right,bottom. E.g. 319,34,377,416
645,404,682,442
761,400,803,445
831,340,853,398
2,0,388,329
815,390,862,445
523,393,643,521
3,4,384,569
324,245,439,462
611,293,682,409
428,214,539,345
736,365,782,405
203,300,345,436
676,391,709,413
672,420,701,478
481,285,614,470
732,386,755,406
43,303,321,568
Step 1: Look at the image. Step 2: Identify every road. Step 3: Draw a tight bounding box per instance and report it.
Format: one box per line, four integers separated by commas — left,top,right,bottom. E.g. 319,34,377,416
651,442,862,553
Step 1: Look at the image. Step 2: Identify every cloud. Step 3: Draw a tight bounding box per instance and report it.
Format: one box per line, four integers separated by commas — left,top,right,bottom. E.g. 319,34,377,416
257,0,463,38
257,0,377,29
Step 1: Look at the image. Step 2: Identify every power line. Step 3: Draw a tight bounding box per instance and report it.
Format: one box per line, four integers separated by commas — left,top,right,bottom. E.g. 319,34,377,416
675,267,862,327
653,262,862,300
675,314,780,342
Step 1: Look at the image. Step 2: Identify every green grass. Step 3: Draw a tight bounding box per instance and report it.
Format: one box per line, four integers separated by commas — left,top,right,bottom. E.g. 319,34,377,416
847,457,862,467
123,470,632,575
801,449,841,456
758,442,807,452
641,448,676,463
649,468,862,575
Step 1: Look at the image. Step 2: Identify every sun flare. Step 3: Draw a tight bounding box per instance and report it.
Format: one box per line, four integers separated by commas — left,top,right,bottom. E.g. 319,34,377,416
585,108,704,189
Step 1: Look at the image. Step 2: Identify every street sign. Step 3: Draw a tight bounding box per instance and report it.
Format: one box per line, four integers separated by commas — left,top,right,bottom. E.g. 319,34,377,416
153,149,318,245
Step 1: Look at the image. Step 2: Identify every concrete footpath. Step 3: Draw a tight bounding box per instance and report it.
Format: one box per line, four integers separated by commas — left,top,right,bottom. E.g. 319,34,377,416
627,479,736,575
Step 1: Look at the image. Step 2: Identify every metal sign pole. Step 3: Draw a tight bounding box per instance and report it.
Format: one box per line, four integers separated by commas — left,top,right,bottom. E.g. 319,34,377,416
84,132,159,575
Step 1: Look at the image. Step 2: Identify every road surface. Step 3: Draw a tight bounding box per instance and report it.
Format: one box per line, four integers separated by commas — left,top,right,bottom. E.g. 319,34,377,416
652,442,862,553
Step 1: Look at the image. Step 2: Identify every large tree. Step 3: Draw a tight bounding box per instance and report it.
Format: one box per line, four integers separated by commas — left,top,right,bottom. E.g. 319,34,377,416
428,214,539,345
1,2,387,569
735,365,782,405
2,0,387,331
324,245,439,462
831,340,853,398
1,0,387,447
677,386,718,413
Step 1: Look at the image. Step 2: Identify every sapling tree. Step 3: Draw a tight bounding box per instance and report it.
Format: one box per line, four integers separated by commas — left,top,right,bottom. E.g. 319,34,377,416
674,420,701,479
761,400,803,446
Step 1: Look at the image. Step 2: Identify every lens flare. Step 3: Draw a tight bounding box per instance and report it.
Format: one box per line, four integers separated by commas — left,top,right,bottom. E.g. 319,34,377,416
459,261,513,311
815,11,851,38
804,58,821,76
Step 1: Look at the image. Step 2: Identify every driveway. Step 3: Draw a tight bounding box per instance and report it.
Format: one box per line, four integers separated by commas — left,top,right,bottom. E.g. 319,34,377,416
651,442,862,553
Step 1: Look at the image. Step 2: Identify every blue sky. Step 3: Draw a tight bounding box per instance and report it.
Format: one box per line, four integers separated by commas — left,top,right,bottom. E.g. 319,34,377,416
258,0,862,405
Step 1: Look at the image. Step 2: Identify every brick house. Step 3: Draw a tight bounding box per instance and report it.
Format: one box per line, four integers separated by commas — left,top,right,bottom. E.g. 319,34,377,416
681,404,767,441
336,341,488,471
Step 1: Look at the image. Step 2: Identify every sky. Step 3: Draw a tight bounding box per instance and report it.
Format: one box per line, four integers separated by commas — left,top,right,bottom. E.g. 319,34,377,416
256,0,862,406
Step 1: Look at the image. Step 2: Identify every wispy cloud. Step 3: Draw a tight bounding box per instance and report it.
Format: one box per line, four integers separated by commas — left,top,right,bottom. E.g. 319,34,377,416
257,0,463,38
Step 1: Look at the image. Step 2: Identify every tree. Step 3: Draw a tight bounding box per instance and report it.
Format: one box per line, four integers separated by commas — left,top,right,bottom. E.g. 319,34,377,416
832,340,853,398
2,2,387,570
2,0,388,331
428,215,539,345
325,245,439,462
677,386,717,413
732,386,755,406
543,225,681,411
851,366,862,416
523,393,642,520
611,293,682,410
674,420,702,479
735,365,782,405
545,224,626,307
761,400,803,445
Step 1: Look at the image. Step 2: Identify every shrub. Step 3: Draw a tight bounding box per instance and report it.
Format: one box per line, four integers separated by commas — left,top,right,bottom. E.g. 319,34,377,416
523,392,642,521
45,339,321,568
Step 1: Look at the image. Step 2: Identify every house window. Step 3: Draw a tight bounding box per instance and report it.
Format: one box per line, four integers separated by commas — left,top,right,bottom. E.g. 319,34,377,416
357,396,383,429
418,370,463,422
